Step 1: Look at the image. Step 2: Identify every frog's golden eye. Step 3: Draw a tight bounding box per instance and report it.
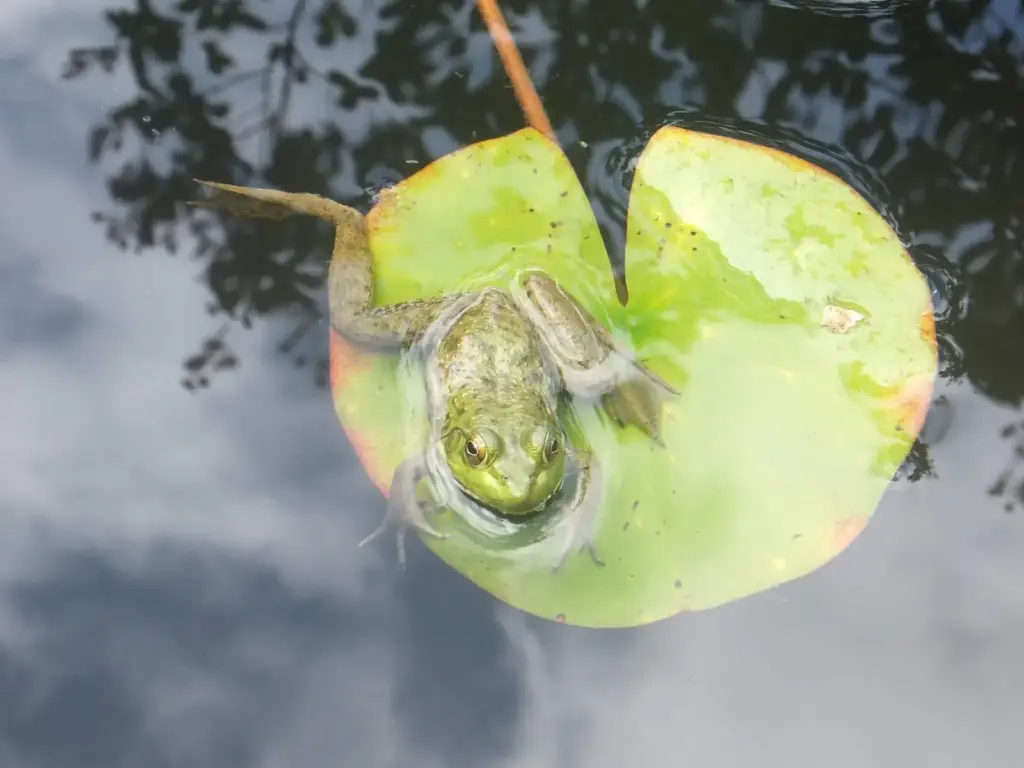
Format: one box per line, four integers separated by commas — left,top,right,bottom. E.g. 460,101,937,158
544,432,561,461
464,433,488,467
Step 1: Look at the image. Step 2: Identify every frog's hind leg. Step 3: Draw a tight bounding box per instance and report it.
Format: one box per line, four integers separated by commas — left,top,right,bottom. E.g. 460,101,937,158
513,270,678,445
359,455,448,567
190,179,322,220
191,180,473,349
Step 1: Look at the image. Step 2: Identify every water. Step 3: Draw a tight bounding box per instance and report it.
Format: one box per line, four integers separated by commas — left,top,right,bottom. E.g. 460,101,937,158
1,0,1022,765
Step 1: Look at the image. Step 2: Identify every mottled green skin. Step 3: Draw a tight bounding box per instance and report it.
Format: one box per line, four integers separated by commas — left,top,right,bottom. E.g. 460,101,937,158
191,180,678,568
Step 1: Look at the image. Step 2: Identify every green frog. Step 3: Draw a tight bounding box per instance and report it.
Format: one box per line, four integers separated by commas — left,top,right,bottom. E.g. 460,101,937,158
192,180,678,569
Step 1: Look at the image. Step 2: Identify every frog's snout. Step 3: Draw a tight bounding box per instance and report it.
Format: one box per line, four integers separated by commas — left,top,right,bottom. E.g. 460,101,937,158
493,466,563,517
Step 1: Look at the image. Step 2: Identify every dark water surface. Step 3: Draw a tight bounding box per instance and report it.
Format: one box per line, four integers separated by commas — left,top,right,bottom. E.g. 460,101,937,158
1,0,1022,765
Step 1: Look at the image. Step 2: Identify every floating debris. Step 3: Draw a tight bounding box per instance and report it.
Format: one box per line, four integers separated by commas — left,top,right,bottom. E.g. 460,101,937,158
821,304,865,333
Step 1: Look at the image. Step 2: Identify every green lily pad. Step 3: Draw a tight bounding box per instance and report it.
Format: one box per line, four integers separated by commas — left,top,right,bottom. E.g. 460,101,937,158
330,126,937,628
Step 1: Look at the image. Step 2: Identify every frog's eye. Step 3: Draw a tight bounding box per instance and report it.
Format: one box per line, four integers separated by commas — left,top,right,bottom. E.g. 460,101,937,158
464,433,488,467
543,432,561,462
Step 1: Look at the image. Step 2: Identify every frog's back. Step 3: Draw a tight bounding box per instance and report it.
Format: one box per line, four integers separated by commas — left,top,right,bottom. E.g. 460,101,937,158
435,289,557,399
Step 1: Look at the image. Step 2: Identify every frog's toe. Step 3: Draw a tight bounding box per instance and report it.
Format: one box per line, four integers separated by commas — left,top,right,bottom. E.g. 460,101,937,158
604,335,679,397
552,511,605,573
397,508,449,567
553,539,605,573
357,520,390,550
359,497,447,568
357,518,405,567
633,358,680,396
580,540,605,568
408,505,448,542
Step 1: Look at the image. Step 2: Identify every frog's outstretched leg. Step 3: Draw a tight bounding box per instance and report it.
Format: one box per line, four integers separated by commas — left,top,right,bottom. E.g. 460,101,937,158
512,270,679,445
359,456,448,567
553,450,605,572
190,180,474,349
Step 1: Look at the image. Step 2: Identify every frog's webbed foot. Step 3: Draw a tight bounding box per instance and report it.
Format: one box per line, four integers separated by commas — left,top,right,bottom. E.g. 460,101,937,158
553,452,605,573
599,369,675,447
359,456,448,568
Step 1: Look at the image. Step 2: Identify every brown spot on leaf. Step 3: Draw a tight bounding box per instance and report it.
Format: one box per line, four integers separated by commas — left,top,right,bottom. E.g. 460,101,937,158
886,373,935,437
366,186,402,228
674,579,682,588
920,310,937,350
329,329,373,388
555,613,566,623
826,516,869,559
329,331,389,495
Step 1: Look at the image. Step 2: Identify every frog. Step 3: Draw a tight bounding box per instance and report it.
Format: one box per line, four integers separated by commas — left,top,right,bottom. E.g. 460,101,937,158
191,180,679,569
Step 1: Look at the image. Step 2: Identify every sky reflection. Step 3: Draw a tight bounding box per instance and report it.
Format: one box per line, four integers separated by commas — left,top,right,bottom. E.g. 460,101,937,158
0,0,1022,766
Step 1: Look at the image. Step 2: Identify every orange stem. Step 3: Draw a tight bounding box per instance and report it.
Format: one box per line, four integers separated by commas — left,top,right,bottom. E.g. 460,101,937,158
475,0,556,140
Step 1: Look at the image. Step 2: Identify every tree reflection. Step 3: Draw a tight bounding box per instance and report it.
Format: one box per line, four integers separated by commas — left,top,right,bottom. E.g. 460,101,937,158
63,0,1022,487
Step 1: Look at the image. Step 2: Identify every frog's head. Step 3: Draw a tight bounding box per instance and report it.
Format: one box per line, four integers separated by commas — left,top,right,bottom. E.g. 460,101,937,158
442,409,567,517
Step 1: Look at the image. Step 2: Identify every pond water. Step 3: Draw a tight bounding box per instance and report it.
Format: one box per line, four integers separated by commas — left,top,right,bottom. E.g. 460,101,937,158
1,0,1021,765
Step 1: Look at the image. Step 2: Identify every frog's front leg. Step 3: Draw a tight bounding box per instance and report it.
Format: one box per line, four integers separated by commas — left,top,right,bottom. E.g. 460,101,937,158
359,455,448,567
512,270,679,445
191,180,473,349
553,451,605,572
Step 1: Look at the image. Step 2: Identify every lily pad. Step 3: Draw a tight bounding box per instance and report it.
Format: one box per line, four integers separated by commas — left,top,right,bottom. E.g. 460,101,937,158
329,126,936,628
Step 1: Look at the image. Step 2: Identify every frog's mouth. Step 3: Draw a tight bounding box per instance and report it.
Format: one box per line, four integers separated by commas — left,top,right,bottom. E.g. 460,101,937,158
454,478,566,523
